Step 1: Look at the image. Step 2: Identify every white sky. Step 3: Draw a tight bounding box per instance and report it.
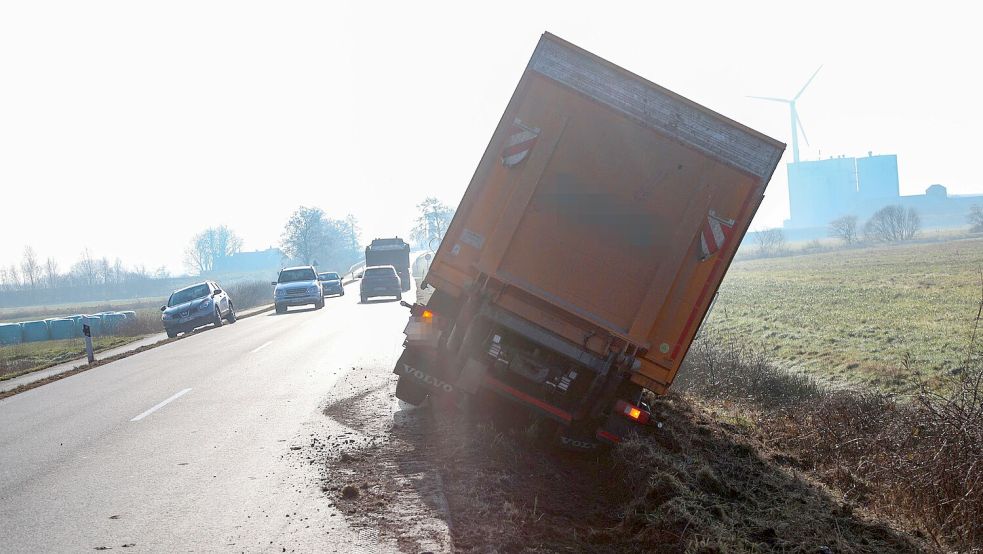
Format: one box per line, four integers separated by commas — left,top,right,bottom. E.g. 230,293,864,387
1,1,980,275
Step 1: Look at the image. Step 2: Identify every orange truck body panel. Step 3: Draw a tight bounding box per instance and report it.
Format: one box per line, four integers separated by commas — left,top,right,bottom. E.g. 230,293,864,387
425,33,784,394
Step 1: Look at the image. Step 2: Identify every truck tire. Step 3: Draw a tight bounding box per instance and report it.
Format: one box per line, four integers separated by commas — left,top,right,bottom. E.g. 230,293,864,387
275,303,286,314
395,374,428,406
316,298,325,309
212,306,224,328
225,303,237,323
166,330,177,339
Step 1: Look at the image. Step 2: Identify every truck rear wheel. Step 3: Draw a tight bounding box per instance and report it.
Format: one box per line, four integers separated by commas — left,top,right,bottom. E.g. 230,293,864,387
395,374,428,406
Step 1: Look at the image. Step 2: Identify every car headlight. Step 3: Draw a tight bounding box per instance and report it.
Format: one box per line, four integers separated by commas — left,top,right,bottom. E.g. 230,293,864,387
162,313,172,320
274,288,284,297
308,286,318,294
196,299,213,312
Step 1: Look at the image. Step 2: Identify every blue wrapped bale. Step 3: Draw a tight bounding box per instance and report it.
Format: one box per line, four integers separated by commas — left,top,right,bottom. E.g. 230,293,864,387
0,323,23,345
79,315,102,337
101,313,127,335
48,319,77,341
22,321,50,342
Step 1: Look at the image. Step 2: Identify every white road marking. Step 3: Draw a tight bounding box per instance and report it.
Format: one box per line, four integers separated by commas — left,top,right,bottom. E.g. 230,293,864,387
130,388,192,422
251,341,273,353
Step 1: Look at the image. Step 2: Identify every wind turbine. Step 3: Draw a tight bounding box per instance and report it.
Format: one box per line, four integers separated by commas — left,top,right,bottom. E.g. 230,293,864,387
749,65,822,163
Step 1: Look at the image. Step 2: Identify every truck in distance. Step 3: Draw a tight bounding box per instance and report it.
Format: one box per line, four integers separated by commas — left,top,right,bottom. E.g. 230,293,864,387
392,33,784,450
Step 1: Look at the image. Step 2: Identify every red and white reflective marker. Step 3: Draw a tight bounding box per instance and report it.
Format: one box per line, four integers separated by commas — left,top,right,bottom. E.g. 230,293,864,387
501,118,540,168
699,210,736,260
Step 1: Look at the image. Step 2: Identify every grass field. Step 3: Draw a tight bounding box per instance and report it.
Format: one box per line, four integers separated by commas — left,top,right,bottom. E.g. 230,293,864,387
704,236,983,392
0,335,141,381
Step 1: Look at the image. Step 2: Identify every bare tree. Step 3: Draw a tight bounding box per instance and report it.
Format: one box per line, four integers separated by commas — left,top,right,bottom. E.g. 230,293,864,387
44,257,59,288
411,197,454,250
7,264,20,290
154,266,171,279
112,258,125,284
828,215,859,245
71,249,99,286
185,225,244,274
864,205,920,242
754,227,787,257
969,205,983,233
7,264,21,289
20,246,42,289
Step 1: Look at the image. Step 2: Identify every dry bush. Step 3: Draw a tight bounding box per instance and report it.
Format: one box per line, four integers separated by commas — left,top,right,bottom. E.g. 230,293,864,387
226,280,271,310
864,205,920,242
118,310,163,336
676,334,827,408
679,335,983,551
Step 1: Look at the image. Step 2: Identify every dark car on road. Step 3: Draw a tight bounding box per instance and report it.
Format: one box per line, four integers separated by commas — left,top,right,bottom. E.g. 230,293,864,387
161,281,236,338
273,266,324,314
359,265,402,302
317,272,345,297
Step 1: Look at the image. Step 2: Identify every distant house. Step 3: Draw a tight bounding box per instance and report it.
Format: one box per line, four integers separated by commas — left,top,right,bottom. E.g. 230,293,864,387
212,248,287,273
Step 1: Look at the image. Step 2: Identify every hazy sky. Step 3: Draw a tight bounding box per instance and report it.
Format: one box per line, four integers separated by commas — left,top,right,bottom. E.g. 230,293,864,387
1,1,980,275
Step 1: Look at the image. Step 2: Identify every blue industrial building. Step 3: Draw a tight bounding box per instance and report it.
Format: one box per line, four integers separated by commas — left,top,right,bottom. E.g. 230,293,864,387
784,152,981,235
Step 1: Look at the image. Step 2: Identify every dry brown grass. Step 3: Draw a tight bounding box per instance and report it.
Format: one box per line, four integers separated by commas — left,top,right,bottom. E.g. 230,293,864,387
679,336,983,552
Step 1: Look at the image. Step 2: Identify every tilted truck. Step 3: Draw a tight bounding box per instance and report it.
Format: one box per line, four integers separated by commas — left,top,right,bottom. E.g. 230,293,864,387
393,33,784,450
365,237,411,291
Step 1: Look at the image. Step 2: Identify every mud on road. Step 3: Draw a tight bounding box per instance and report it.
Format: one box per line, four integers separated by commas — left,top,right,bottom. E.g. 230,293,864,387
315,367,924,553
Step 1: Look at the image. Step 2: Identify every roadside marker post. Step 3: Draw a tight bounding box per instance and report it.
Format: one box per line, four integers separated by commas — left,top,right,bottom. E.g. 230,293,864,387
82,324,95,364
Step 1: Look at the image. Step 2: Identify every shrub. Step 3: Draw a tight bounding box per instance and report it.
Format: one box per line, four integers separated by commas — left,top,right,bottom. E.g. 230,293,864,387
864,205,920,242
226,280,271,310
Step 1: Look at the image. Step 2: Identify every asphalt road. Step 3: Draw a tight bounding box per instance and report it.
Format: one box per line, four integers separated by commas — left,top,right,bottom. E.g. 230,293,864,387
0,281,414,552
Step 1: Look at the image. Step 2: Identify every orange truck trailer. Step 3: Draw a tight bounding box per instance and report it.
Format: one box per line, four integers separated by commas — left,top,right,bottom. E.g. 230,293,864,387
394,33,784,450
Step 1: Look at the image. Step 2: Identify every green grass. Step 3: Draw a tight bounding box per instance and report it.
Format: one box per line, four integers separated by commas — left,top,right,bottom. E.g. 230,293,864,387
0,336,142,381
705,237,983,393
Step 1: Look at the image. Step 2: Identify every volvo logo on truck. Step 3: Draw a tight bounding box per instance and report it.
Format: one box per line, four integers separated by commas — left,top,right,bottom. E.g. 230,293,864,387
404,365,454,393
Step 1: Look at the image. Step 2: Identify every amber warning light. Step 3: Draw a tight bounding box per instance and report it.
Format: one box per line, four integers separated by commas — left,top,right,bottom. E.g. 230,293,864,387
615,400,650,425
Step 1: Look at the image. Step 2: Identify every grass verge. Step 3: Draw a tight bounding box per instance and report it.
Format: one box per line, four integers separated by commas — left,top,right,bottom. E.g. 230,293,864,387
706,237,983,393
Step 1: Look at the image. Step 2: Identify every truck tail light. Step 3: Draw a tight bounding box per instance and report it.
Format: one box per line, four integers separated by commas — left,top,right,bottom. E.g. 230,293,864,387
614,400,650,425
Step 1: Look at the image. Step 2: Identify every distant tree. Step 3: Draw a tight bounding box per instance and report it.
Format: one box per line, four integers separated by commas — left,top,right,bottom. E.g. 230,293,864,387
7,264,20,290
411,197,454,250
828,215,859,245
754,227,787,257
44,257,59,288
969,205,983,233
184,225,244,274
343,214,361,254
20,246,42,289
280,206,330,265
71,249,99,286
97,257,112,285
864,205,920,242
0,267,11,291
154,266,171,279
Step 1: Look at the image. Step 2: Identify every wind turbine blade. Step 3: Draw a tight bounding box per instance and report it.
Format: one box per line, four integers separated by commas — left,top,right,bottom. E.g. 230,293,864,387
794,65,823,100
795,110,809,146
746,95,790,103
